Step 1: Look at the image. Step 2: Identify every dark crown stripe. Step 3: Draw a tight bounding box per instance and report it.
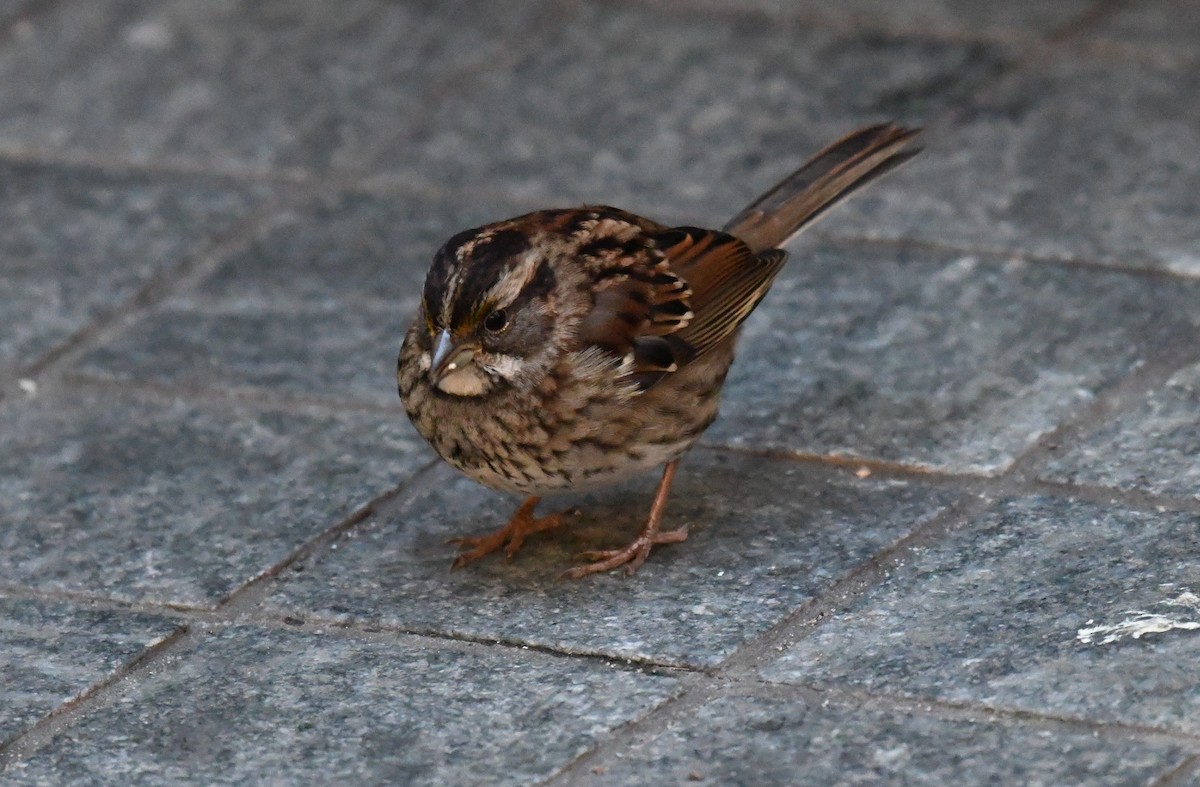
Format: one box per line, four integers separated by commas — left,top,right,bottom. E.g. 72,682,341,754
449,228,533,327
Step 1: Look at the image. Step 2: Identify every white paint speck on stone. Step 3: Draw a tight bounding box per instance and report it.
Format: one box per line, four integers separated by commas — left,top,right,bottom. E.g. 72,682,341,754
1077,590,1200,645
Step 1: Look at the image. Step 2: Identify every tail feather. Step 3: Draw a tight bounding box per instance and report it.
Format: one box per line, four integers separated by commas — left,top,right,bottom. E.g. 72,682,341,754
724,124,921,253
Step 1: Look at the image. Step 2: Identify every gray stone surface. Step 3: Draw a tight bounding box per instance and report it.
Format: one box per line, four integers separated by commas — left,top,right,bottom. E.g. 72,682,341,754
75,191,520,405
594,693,1187,786
2,626,679,786
1042,362,1200,499
0,389,428,607
393,2,1013,220
1178,761,1200,787
631,0,1094,38
830,54,1200,274
0,0,560,173
79,307,403,407
191,192,509,309
762,496,1200,734
1088,0,1200,57
706,244,1200,473
265,450,955,667
3,0,1200,782
0,597,176,743
0,162,265,378
0,3,37,26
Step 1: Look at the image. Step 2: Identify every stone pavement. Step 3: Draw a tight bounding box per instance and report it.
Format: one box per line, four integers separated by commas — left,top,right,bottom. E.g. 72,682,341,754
1,0,1198,783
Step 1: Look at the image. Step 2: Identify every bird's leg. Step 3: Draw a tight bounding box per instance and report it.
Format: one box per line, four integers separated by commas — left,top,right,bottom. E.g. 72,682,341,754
560,460,687,580
449,496,574,569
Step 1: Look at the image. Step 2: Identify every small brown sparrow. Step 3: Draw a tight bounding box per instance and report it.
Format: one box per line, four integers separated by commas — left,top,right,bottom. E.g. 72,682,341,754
397,124,920,579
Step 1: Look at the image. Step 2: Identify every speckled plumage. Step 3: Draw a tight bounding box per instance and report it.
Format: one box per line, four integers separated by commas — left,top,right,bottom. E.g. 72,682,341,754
396,124,921,578
398,208,734,495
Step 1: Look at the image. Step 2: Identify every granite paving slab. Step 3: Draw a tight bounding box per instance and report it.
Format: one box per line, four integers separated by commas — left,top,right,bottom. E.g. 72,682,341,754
1087,0,1200,59
0,2,39,27
592,693,1188,786
79,307,403,407
706,243,1200,474
830,53,1200,274
1041,361,1200,499
264,450,956,668
628,0,1094,38
1178,764,1200,787
761,495,1200,734
0,626,680,786
185,192,513,310
75,190,522,406
388,1,1013,221
0,388,427,607
0,0,561,173
0,597,177,744
0,161,265,379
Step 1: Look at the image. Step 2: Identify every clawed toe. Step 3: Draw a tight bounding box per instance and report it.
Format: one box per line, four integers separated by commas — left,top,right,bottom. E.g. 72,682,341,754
451,461,687,579
447,496,573,570
560,525,689,580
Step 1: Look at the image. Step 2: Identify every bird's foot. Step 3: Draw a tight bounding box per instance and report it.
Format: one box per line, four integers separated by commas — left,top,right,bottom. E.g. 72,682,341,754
449,497,577,569
559,525,688,580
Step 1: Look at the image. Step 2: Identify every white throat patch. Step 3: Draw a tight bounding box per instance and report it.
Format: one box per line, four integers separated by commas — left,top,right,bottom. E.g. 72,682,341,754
435,365,489,397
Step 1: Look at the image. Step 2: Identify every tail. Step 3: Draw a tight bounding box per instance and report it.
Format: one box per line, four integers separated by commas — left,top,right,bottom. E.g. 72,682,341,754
724,124,921,253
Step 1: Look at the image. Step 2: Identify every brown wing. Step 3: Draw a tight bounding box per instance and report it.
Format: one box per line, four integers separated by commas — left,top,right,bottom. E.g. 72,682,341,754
656,227,787,360
573,209,691,355
576,212,785,390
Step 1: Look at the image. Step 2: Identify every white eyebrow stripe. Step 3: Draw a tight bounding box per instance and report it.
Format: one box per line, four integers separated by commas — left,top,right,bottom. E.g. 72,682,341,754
440,267,461,326
480,248,541,309
439,236,479,326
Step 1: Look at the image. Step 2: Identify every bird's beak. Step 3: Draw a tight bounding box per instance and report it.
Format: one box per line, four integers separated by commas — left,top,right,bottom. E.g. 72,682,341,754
429,329,478,383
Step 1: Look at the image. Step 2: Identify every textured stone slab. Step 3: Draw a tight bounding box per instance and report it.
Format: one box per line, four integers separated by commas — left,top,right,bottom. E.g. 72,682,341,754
2,626,678,785
831,55,1200,274
0,389,427,607
76,190,519,404
0,0,559,173
265,450,954,668
706,244,1200,473
1088,0,1200,58
0,162,264,377
189,192,509,310
594,693,1187,786
393,2,1012,220
0,597,176,743
0,2,38,26
629,0,1092,38
1042,362,1200,499
761,496,1200,734
79,306,404,406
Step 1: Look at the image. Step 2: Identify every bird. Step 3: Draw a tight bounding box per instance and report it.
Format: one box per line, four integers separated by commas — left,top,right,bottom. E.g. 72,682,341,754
397,124,921,579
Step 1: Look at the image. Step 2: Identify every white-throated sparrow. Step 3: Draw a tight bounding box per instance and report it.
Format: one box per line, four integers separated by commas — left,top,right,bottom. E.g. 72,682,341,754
397,124,920,579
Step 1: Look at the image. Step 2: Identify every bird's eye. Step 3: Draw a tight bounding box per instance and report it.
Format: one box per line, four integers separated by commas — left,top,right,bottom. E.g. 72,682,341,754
483,309,508,332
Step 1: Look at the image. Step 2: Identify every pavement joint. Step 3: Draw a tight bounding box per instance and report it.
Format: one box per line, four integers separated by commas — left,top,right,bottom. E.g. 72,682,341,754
814,229,1200,283
0,625,196,770
608,0,1099,51
1043,0,1130,43
545,284,1200,779
1153,756,1200,787
2,190,292,392
0,458,435,770
0,143,316,188
57,373,408,418
743,681,1200,748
